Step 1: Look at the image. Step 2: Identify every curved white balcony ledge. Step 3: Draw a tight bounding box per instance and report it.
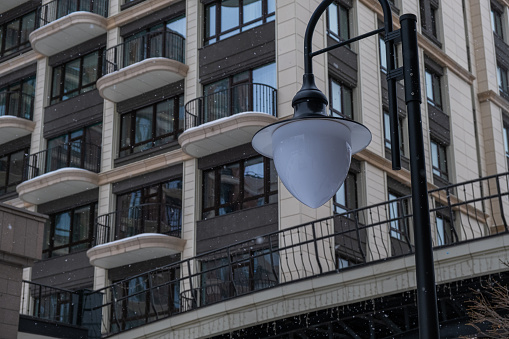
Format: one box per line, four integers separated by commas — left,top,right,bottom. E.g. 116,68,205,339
17,168,99,204
0,116,35,144
29,12,107,57
97,58,188,102
87,233,186,269
178,112,278,158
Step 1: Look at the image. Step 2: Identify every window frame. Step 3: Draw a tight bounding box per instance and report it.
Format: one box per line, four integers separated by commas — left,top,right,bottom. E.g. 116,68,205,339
326,1,350,42
50,49,103,105
329,77,353,119
119,95,184,157
497,63,509,98
333,171,357,214
0,147,29,195
430,139,448,181
419,0,441,45
435,207,455,246
202,155,277,219
204,0,276,46
0,75,36,119
503,118,509,169
0,10,37,58
425,68,443,109
42,202,98,259
388,191,410,240
383,109,405,156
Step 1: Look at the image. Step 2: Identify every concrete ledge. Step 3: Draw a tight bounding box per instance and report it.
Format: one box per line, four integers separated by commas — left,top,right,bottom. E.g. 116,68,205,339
29,12,107,56
178,112,278,158
0,116,35,145
87,233,186,269
97,58,188,102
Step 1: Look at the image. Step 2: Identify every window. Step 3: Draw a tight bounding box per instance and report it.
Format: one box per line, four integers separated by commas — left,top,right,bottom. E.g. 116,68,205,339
0,148,28,195
388,192,409,240
491,3,504,39
329,78,353,119
202,156,277,219
334,172,356,214
46,123,102,173
204,0,275,45
111,268,180,332
0,75,36,119
0,10,36,58
200,249,279,305
116,178,183,240
498,64,509,97
50,50,103,104
327,1,349,42
43,202,97,259
203,63,277,121
435,210,454,246
430,139,448,181
504,122,509,169
420,0,440,42
379,36,387,73
383,110,404,156
119,95,184,157
425,69,442,109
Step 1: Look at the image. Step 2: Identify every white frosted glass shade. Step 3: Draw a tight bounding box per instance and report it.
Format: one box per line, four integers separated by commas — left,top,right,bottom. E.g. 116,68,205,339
272,120,352,208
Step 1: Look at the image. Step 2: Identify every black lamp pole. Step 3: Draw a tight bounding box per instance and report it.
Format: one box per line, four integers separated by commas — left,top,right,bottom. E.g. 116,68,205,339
296,1,440,337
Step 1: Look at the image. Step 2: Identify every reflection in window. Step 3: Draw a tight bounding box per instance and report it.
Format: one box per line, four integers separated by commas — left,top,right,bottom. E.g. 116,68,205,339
498,64,509,97
425,69,442,109
491,4,504,39
430,140,448,181
436,213,453,246
202,156,277,219
383,110,405,156
327,2,349,42
388,192,409,240
119,95,184,157
204,0,275,45
0,76,36,119
334,172,356,214
0,10,36,58
50,50,103,104
504,123,509,169
43,203,97,259
329,78,353,119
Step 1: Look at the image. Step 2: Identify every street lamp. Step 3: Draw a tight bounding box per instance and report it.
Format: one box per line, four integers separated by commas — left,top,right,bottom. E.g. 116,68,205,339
252,1,440,338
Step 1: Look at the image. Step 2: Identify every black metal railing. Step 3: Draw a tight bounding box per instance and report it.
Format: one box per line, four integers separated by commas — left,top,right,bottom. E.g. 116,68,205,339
23,142,101,180
37,0,108,27
0,91,34,120
184,83,277,129
103,28,185,74
38,172,509,336
94,202,182,246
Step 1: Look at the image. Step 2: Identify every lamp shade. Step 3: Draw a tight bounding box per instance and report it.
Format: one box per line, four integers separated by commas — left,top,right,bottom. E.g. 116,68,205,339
252,117,371,208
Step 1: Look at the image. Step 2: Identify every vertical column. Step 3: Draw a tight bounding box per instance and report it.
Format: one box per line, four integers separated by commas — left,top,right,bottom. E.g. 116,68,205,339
30,57,49,155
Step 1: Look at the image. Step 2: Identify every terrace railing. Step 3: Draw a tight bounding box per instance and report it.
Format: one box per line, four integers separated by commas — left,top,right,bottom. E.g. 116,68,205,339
0,91,34,120
23,142,101,180
94,202,182,246
103,28,185,74
37,0,108,27
184,83,277,129
46,172,509,335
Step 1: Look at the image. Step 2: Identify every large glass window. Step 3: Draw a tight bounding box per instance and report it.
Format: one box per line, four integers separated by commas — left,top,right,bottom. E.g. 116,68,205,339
383,110,404,156
430,139,448,181
504,122,509,169
115,179,182,240
435,210,454,246
119,95,184,157
0,148,29,195
498,64,509,97
425,69,442,109
329,78,353,119
420,0,440,41
0,75,35,119
388,192,409,240
204,0,275,45
43,202,97,259
50,50,103,104
334,172,356,214
327,1,349,42
202,156,277,219
0,10,36,58
491,4,504,39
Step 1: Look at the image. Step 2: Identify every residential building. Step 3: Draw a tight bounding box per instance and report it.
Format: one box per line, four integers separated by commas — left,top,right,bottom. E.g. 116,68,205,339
0,0,508,337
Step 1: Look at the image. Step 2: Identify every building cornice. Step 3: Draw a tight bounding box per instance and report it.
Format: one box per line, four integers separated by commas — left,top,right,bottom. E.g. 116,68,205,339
478,90,509,111
0,51,41,77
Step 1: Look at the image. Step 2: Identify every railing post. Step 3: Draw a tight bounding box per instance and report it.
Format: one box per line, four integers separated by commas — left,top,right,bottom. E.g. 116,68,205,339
311,222,323,274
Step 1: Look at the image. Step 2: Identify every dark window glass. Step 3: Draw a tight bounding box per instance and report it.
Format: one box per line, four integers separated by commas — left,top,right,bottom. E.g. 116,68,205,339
388,192,409,240
436,212,453,246
0,148,28,195
42,203,97,259
0,76,35,119
334,172,357,214
430,139,448,181
491,6,504,38
0,10,36,57
420,0,440,41
425,69,442,109
329,78,353,119
498,64,509,96
504,123,509,169
383,110,405,156
202,156,277,219
119,95,184,157
327,2,349,42
204,0,275,45
50,50,103,104
115,178,182,240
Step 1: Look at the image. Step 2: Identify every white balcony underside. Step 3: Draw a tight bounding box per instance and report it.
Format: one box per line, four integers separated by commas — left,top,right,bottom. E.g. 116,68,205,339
29,12,107,56
179,112,278,157
97,58,188,102
17,168,99,204
0,116,35,144
87,233,186,269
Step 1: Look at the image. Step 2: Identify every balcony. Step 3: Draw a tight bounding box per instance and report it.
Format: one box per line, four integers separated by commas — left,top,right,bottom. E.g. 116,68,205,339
0,91,35,144
97,28,187,102
87,202,185,269
17,142,101,204
179,83,278,157
29,0,108,57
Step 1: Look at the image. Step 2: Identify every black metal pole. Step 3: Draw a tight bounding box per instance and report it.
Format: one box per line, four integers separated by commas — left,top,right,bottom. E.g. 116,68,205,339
400,14,440,338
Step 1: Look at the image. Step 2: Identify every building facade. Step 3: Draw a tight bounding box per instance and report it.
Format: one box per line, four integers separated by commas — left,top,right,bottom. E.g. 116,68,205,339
0,0,509,337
